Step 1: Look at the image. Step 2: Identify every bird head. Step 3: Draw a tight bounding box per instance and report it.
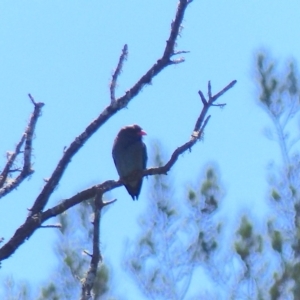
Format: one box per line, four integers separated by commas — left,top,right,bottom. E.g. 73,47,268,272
117,124,147,144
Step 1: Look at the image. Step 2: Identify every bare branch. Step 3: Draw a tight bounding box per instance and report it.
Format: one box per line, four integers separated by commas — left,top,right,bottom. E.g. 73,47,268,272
0,80,236,262
110,44,128,104
0,135,26,188
208,80,212,98
40,224,62,229
212,80,237,101
194,80,237,132
198,90,207,105
83,250,92,258
101,198,117,207
0,95,44,198
28,0,192,217
7,168,22,173
81,191,103,299
113,0,191,109
165,0,189,61
172,50,190,56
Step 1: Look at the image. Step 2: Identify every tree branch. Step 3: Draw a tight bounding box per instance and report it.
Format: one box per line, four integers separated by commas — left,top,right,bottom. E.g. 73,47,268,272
81,191,103,300
110,44,128,104
28,0,192,216
0,80,236,262
0,95,44,198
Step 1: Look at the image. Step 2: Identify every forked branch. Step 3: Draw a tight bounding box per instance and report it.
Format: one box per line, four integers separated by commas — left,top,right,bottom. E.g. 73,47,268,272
0,95,44,198
29,0,192,216
0,0,193,263
0,79,236,264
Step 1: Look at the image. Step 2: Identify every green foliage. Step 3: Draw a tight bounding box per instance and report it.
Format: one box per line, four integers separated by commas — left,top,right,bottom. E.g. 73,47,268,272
256,54,278,107
231,215,270,299
256,52,300,299
1,276,31,300
93,264,110,298
271,189,281,201
185,167,222,262
122,53,300,299
36,200,111,300
124,144,224,299
235,216,263,265
2,200,112,300
271,230,283,253
38,283,60,300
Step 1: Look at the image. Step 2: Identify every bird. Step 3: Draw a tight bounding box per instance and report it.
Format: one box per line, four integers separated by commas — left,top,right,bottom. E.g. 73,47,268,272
112,124,147,200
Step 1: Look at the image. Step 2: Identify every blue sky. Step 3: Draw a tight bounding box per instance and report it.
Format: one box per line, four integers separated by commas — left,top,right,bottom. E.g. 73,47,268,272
0,0,300,298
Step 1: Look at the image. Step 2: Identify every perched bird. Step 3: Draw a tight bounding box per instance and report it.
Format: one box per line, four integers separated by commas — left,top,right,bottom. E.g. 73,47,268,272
112,124,147,200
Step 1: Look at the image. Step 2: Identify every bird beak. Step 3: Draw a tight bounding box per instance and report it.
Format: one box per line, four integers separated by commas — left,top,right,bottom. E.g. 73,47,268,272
139,130,147,136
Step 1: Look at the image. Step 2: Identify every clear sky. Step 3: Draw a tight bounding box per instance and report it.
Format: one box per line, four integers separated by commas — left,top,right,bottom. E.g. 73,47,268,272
0,0,300,298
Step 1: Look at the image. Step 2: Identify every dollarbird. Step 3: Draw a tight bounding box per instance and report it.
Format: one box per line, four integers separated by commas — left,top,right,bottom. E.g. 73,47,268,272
112,124,147,200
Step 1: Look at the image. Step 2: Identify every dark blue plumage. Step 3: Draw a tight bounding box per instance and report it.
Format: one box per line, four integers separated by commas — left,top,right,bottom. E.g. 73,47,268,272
112,124,147,200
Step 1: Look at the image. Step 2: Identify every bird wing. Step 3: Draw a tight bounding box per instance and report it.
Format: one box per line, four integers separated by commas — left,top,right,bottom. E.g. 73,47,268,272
112,140,147,200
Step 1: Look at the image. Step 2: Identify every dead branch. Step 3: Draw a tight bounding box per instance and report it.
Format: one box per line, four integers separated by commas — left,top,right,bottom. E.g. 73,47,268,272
0,79,236,262
110,44,128,104
0,0,193,263
27,0,192,217
81,191,103,300
0,95,44,198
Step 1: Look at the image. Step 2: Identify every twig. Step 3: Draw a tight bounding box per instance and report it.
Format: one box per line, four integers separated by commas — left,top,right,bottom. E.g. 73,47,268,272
110,44,128,104
40,224,62,229
0,136,26,188
113,0,191,109
172,50,190,56
0,95,44,198
194,80,237,132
